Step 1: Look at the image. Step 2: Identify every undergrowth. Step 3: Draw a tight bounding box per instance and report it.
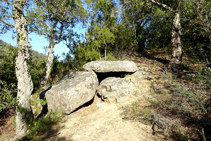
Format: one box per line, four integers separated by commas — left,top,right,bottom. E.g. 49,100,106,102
130,61,211,140
26,89,64,140
149,66,211,140
26,111,63,140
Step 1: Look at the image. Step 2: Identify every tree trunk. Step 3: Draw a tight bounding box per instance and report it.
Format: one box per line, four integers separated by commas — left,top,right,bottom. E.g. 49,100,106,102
104,41,107,61
149,0,182,71
13,0,33,137
205,40,211,67
104,47,107,61
99,51,101,60
168,12,183,71
40,38,54,87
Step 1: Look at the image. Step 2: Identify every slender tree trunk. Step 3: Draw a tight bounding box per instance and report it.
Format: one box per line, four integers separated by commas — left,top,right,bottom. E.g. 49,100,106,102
13,0,33,137
104,47,107,61
149,0,182,71
40,38,54,87
99,51,101,60
168,12,183,71
104,41,107,61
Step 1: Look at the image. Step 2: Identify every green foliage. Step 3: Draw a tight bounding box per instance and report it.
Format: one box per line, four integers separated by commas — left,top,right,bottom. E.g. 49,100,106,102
85,0,117,59
86,49,101,61
82,0,211,63
28,89,63,140
0,41,48,113
73,47,87,68
145,13,172,50
27,0,88,53
30,91,47,118
149,67,211,121
71,47,101,69
70,43,118,69
0,44,17,112
113,23,138,52
134,65,211,139
29,54,46,91
105,53,117,61
94,24,115,45
49,55,71,84
0,80,17,112
26,111,63,140
132,105,152,124
0,45,17,84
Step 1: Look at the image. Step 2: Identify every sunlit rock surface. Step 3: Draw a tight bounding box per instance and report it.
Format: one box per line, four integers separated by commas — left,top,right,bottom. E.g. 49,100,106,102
45,71,98,114
83,61,138,73
97,77,138,103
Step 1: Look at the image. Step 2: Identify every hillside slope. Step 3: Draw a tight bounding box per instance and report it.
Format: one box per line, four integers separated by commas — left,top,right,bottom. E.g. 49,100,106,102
1,49,210,141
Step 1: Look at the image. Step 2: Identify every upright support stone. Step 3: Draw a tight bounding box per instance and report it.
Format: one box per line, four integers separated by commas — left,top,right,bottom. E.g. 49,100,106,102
43,71,98,114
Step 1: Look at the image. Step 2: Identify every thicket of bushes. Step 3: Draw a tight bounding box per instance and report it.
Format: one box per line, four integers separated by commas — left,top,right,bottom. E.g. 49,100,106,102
0,39,120,140
0,39,118,113
1,37,211,140
0,40,67,112
130,61,211,140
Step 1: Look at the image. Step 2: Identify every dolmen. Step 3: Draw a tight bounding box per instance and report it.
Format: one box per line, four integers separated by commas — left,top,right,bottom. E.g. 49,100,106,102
42,61,138,114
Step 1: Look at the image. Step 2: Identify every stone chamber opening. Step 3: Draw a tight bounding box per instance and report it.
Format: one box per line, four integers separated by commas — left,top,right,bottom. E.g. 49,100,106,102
95,72,133,83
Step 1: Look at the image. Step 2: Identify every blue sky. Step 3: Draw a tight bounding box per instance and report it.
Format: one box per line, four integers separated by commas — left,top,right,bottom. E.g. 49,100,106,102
0,24,87,60
0,0,88,60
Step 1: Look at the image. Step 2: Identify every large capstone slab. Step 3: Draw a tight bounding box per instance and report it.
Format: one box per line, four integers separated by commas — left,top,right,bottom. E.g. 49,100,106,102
97,77,138,103
83,61,138,73
44,71,98,114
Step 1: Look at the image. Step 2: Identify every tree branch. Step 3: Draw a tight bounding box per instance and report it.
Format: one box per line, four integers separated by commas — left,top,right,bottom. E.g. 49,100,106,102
43,20,50,30
54,22,63,45
149,0,175,13
115,5,123,13
37,31,47,36
117,0,133,13
0,19,15,28
142,17,151,28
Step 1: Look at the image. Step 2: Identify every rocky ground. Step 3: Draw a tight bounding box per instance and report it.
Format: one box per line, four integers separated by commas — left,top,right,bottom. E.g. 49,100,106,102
42,50,172,141
0,50,177,141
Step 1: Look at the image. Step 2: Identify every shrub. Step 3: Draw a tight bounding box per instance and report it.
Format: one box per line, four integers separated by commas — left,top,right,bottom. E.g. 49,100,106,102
29,55,46,91
28,89,63,140
49,57,71,85
149,67,211,121
0,46,17,84
26,111,63,140
106,53,118,61
86,49,100,61
0,80,17,112
0,46,17,112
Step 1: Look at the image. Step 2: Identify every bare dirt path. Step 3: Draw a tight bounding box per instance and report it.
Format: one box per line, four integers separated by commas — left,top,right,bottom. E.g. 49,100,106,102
54,95,165,141
45,51,171,141
0,50,172,141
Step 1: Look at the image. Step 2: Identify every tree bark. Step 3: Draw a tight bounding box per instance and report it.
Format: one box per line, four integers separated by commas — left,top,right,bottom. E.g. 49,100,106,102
12,0,33,137
168,12,183,71
40,38,54,87
149,0,183,71
105,47,107,61
104,41,107,61
40,20,62,87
